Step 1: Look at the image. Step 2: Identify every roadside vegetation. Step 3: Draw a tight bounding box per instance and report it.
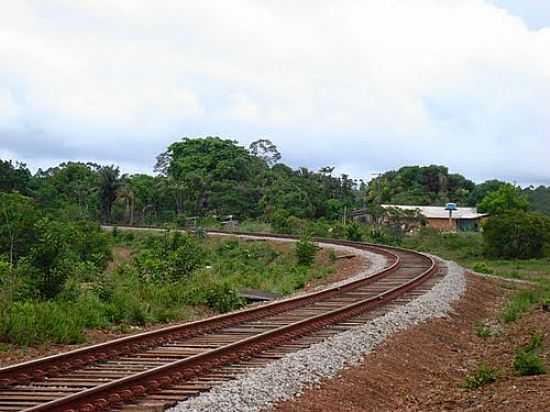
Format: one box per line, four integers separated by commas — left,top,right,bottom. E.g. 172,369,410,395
0,222,331,347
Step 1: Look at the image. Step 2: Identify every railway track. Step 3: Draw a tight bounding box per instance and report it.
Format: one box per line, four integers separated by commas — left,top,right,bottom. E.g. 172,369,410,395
0,230,442,412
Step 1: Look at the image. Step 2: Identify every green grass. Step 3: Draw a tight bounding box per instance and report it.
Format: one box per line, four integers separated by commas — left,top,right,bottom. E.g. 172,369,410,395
401,229,550,283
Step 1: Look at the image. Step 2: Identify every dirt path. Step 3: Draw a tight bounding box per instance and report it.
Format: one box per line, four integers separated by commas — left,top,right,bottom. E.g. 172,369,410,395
273,274,550,412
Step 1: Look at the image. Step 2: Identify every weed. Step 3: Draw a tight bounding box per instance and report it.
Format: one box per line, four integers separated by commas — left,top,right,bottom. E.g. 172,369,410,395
500,289,539,322
472,262,493,274
513,332,546,376
475,323,492,338
463,363,498,390
327,249,337,263
295,235,319,266
514,350,546,376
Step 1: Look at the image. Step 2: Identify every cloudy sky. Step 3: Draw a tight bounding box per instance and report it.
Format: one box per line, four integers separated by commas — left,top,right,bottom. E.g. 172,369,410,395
1,1,549,185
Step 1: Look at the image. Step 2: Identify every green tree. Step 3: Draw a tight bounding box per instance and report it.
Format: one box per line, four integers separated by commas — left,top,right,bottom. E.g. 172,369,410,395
35,162,100,218
98,165,120,223
0,193,39,267
478,184,529,215
483,212,548,259
249,139,281,167
0,160,32,194
366,165,474,206
156,137,264,217
468,179,507,206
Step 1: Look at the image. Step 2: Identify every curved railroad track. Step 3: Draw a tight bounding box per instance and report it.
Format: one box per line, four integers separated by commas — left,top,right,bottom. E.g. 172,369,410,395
0,229,443,412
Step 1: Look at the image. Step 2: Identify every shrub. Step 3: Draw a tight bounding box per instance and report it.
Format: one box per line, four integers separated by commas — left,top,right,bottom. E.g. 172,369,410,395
463,363,497,390
286,216,306,235
483,212,548,259
346,223,364,242
167,237,205,280
205,283,245,313
271,209,291,234
295,235,319,266
513,333,546,376
514,350,546,376
475,323,493,338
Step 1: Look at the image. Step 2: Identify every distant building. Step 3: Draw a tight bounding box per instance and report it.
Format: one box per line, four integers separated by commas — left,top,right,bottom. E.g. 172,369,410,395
352,204,489,232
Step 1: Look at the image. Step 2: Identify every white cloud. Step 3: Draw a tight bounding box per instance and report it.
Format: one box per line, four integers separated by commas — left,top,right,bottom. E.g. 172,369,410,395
0,0,549,183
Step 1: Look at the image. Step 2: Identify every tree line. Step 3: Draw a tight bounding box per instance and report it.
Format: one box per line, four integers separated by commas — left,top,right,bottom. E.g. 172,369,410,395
2,137,550,229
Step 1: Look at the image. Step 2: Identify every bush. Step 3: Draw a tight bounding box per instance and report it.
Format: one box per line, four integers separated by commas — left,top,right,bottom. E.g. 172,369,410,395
346,223,364,242
483,212,548,259
295,235,319,266
463,363,498,390
514,350,546,376
513,333,546,376
205,283,245,313
271,209,291,234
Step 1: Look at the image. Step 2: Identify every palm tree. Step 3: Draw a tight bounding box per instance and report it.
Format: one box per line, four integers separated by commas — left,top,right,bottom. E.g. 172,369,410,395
117,178,135,225
98,165,120,223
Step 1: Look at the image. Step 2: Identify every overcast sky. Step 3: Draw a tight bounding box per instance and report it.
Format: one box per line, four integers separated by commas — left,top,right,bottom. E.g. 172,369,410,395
1,1,549,186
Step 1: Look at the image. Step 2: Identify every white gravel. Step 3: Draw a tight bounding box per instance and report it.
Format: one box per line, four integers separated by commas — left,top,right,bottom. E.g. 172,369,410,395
169,254,466,412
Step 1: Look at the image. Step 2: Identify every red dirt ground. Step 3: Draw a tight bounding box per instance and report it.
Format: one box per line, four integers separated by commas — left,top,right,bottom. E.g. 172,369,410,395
273,274,550,412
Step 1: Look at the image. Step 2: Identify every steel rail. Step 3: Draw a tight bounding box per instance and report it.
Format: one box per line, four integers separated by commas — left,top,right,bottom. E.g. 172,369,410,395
0,230,399,388
21,253,437,412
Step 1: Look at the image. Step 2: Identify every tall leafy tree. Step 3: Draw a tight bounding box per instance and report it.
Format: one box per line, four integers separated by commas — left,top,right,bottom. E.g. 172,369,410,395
0,193,39,267
0,160,32,194
249,139,281,167
156,137,263,217
478,184,529,215
35,162,100,217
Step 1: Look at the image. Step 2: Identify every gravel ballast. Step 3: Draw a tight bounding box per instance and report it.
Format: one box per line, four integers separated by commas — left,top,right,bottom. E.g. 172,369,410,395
169,251,466,412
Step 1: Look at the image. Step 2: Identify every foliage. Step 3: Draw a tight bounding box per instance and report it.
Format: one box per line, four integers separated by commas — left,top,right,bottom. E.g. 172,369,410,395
34,162,100,219
483,212,548,259
204,283,245,313
134,230,204,281
463,363,498,390
0,193,40,266
500,289,541,322
366,165,475,206
0,160,32,194
28,218,111,298
523,185,550,216
346,222,364,241
478,184,529,215
249,139,281,167
471,262,493,274
295,235,319,266
98,165,121,223
468,179,507,206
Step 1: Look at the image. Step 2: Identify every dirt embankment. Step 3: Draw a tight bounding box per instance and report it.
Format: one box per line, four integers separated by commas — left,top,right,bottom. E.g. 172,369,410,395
273,274,550,412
